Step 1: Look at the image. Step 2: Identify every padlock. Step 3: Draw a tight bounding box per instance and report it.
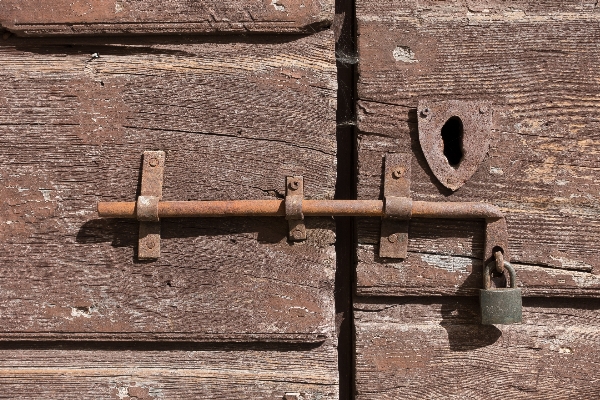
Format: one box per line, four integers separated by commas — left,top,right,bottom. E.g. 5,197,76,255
480,259,522,325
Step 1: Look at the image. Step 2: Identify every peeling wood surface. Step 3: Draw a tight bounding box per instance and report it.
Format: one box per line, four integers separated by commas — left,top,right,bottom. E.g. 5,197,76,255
355,0,600,296
0,0,334,36
0,31,337,341
0,341,338,398
355,298,600,399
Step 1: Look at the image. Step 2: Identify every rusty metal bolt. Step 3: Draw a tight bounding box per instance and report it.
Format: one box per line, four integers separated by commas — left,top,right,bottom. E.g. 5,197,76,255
289,180,300,191
148,157,159,167
388,233,398,243
392,167,405,179
479,105,489,114
145,238,156,249
420,107,430,118
292,228,304,239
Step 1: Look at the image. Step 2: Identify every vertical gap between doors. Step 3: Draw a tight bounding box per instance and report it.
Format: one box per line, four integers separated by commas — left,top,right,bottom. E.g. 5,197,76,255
334,0,357,397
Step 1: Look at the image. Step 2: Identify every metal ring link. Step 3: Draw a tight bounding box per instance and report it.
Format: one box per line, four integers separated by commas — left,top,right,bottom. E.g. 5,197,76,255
483,260,516,290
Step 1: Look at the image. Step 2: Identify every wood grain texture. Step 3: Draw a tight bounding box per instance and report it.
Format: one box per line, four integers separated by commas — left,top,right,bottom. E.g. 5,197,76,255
0,31,337,341
355,297,600,399
0,341,338,398
0,0,334,36
355,0,600,296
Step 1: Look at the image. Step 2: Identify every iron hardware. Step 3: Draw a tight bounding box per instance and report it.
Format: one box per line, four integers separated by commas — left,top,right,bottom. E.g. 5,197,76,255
285,176,306,241
480,255,523,325
98,151,523,324
137,151,164,259
97,151,509,269
418,100,492,191
379,153,411,258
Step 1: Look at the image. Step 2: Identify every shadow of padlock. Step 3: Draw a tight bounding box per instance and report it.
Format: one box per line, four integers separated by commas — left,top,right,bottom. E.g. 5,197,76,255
480,260,522,325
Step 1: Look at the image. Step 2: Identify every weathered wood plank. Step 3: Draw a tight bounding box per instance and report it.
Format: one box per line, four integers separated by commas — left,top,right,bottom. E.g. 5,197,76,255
0,341,338,398
355,297,600,399
0,32,337,341
0,0,334,36
355,0,600,296
357,244,600,297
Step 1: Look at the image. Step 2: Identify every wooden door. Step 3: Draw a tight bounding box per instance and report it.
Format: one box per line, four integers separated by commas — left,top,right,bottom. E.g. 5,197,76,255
4,0,600,398
355,0,600,398
0,2,340,398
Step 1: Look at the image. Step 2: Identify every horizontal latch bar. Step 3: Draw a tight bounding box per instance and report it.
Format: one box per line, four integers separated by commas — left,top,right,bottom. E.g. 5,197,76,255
95,152,508,262
97,199,504,220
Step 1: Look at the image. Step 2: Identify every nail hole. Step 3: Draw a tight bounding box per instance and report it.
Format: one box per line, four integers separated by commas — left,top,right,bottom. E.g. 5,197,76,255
441,116,464,168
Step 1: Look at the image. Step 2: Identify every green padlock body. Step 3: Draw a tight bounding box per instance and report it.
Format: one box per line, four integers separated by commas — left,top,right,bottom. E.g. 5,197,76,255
479,288,522,325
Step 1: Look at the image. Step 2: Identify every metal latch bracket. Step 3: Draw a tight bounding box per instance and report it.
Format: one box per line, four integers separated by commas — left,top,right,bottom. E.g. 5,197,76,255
379,153,412,258
378,152,509,265
98,151,509,266
137,151,165,259
286,176,306,241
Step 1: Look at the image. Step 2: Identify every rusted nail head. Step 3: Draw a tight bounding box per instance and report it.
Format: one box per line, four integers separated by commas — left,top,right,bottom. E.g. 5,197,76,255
479,106,489,114
289,180,300,191
148,157,159,167
388,233,398,243
392,167,405,179
420,107,430,118
146,238,156,249
292,228,304,239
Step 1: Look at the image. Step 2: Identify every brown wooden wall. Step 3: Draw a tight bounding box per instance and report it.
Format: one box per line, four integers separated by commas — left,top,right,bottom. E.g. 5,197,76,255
2,0,600,398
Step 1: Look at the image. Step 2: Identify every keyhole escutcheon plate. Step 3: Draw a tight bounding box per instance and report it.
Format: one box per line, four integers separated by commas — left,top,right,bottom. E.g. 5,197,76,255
418,100,492,191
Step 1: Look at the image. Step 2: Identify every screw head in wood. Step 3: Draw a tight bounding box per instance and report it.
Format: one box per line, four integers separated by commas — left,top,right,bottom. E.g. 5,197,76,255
289,180,300,191
145,237,157,249
148,157,159,167
388,233,398,243
479,105,489,114
392,167,405,179
292,228,304,239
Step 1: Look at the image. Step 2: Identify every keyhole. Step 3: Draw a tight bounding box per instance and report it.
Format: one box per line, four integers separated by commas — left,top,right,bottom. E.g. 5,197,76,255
441,116,464,167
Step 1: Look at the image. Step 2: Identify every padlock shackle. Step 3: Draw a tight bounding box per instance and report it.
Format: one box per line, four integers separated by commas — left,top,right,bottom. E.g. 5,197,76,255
483,260,516,290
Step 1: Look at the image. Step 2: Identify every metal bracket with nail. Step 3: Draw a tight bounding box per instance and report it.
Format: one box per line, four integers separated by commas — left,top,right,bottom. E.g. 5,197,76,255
285,176,306,241
99,151,509,267
137,150,164,260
